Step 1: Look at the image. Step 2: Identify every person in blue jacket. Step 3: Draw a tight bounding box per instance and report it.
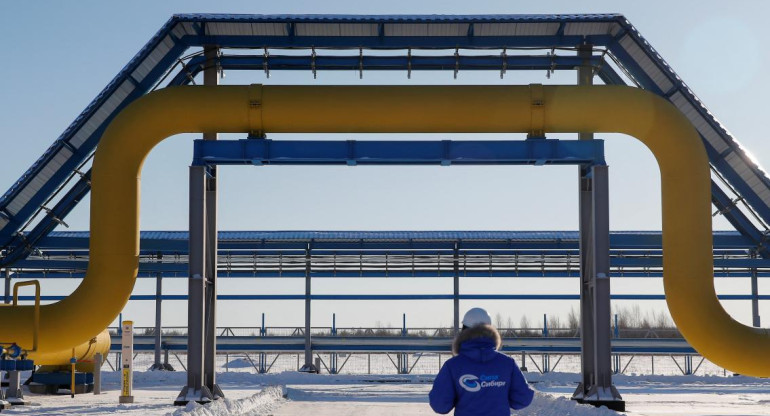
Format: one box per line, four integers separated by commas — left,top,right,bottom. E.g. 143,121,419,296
429,307,535,415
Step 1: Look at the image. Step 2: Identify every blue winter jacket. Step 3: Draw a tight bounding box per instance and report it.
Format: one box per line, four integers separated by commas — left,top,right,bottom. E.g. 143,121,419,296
429,325,534,415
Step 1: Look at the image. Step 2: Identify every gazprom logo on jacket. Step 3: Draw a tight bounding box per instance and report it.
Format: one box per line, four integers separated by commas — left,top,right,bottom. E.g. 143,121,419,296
459,374,481,392
459,374,506,392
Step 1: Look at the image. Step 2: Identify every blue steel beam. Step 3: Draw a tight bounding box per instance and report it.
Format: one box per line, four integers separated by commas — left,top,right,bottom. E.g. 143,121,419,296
11,257,770,272
192,139,605,167
9,271,770,279
29,230,758,251
15,294,770,302
117,335,698,355
169,54,601,85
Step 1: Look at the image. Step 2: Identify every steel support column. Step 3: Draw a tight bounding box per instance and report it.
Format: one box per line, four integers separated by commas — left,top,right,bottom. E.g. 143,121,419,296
453,243,460,334
299,243,317,372
575,43,596,403
572,45,623,411
3,269,9,304
330,313,338,374
150,272,173,371
6,370,28,405
175,166,213,405
153,273,162,368
572,165,623,410
202,44,223,399
751,250,761,327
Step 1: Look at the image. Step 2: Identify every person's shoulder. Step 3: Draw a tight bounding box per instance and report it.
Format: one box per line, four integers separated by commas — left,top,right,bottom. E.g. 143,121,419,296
492,351,517,366
441,354,470,370
443,355,462,365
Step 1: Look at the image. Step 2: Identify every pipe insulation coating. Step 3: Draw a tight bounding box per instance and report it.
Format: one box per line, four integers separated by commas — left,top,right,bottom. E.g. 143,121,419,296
0,84,764,375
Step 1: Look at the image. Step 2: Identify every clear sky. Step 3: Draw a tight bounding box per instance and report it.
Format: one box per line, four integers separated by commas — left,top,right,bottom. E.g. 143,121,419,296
1,0,769,330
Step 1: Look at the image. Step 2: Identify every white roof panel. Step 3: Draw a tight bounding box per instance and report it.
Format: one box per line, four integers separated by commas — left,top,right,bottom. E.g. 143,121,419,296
474,22,560,36
295,23,378,36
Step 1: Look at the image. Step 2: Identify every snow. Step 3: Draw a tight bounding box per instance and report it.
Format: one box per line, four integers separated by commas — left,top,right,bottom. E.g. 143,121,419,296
169,387,283,416
3,370,770,415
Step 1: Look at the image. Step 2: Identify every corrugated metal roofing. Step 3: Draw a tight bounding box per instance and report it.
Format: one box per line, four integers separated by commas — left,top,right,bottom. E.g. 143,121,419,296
175,14,624,23
2,12,770,264
42,230,742,241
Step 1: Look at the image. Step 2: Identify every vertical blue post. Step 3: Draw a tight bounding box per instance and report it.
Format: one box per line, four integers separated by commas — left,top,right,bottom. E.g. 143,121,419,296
613,314,620,374
542,314,549,373
117,313,123,370
3,268,10,304
331,313,338,374
259,313,266,373
400,314,408,374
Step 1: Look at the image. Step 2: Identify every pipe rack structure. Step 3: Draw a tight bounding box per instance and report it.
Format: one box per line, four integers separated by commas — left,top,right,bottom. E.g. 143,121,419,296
2,13,770,413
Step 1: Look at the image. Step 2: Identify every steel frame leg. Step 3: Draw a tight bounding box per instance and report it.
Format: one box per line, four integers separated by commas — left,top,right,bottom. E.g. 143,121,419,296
453,243,460,335
175,165,220,404
204,167,223,398
176,45,222,404
150,273,173,371
571,165,624,411
0,384,8,410
299,244,318,373
6,370,28,405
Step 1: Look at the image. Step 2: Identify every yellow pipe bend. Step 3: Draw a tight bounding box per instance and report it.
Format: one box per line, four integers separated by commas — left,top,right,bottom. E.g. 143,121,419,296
1,84,766,375
34,329,111,372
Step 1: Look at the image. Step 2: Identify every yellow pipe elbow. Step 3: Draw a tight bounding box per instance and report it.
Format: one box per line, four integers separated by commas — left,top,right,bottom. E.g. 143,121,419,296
33,329,111,371
0,84,765,376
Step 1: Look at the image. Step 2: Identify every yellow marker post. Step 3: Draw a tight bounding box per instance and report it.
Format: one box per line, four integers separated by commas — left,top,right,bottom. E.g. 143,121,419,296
118,320,133,404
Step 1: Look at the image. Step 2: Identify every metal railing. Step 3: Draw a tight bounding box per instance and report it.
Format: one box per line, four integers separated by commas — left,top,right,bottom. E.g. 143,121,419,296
112,325,681,339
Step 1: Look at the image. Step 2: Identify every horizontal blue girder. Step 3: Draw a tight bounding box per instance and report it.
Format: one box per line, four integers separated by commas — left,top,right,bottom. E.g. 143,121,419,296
170,54,601,85
120,343,696,354
16,294,768,302
9,271,770,279
30,230,758,250
192,139,606,166
12,257,770,271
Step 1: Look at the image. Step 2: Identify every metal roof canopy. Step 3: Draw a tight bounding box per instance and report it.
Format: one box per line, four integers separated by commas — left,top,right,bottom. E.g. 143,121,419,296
2,13,770,268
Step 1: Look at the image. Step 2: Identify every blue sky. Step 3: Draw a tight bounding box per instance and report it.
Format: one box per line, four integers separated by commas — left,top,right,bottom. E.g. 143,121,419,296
1,0,769,328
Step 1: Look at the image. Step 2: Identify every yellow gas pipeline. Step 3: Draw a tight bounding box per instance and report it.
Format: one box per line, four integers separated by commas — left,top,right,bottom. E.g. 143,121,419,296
34,329,111,372
0,84,765,375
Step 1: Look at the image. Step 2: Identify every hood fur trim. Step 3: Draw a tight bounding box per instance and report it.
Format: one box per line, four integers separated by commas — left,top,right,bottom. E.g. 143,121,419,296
452,324,502,355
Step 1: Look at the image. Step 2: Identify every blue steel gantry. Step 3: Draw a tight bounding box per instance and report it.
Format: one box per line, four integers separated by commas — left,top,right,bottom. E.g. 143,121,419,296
0,14,769,264
1,13,770,412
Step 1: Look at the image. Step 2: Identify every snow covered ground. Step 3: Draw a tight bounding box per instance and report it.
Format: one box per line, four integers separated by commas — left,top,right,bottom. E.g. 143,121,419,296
3,370,770,415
